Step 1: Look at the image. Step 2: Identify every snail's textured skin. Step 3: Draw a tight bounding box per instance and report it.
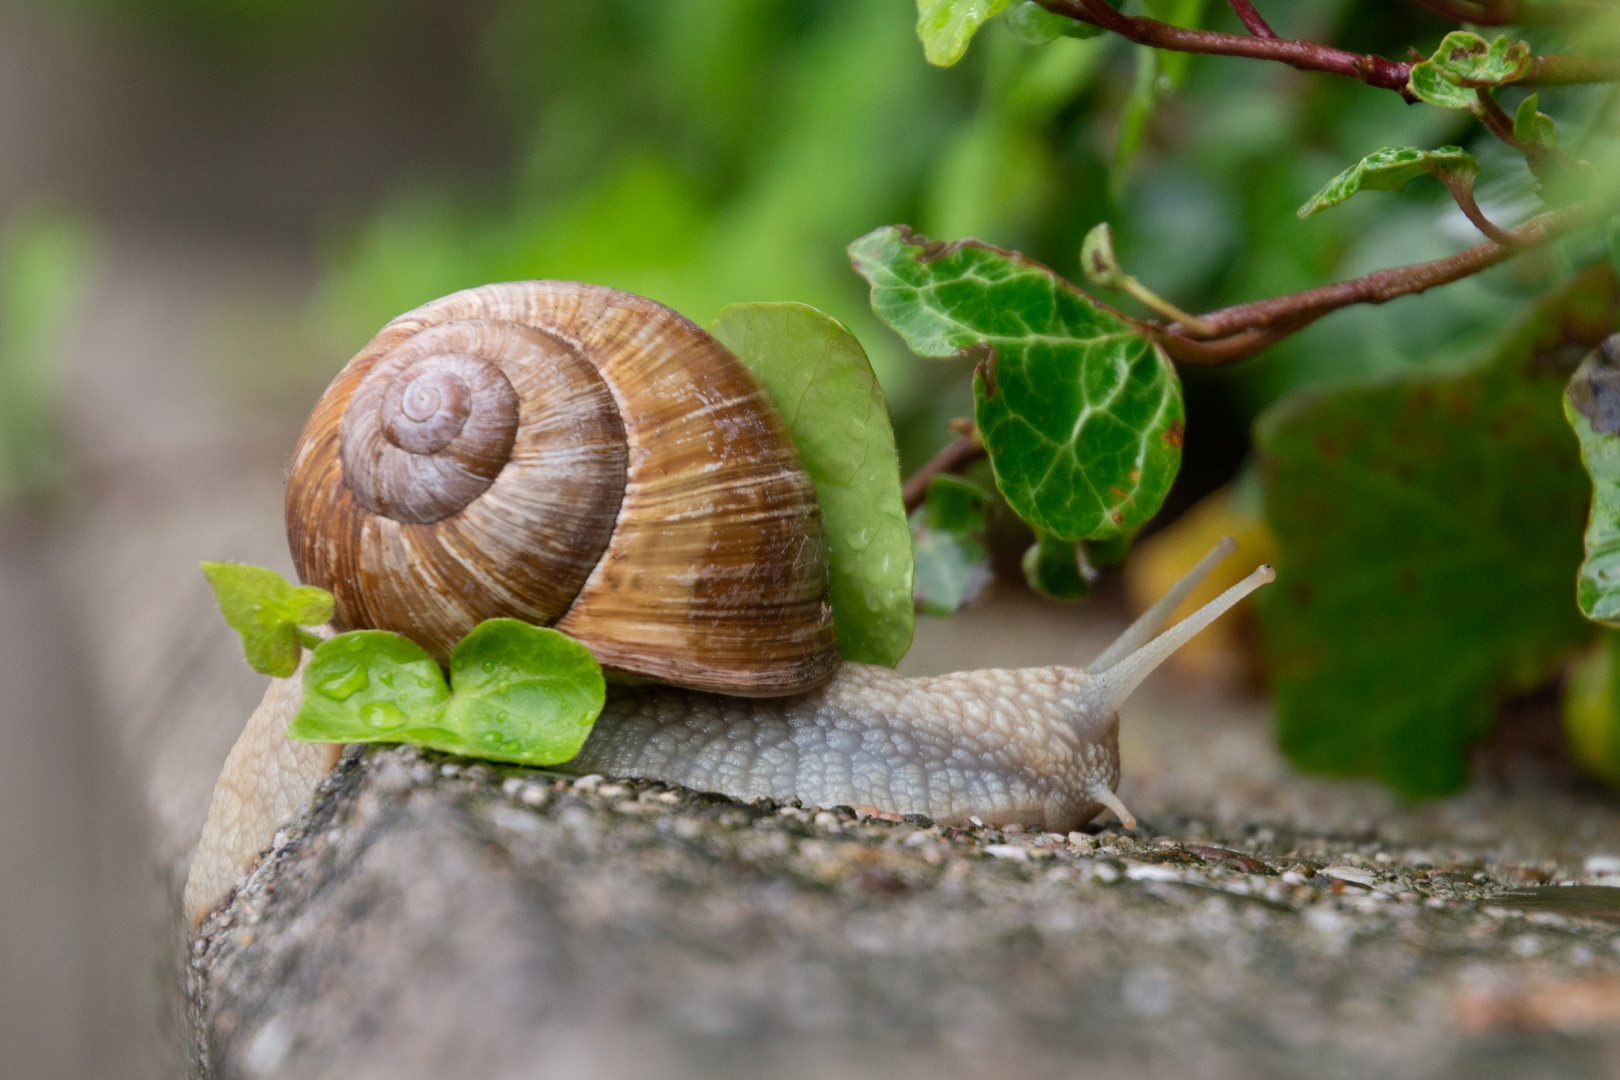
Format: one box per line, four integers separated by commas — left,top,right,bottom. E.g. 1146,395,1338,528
569,663,1118,832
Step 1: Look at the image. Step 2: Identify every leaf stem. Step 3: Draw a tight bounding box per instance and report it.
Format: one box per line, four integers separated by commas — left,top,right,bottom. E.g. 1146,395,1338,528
1224,0,1276,38
1439,170,1516,246
903,431,987,514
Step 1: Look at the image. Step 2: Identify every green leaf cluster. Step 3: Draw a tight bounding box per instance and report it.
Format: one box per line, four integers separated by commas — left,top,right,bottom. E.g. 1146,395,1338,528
912,474,995,616
288,620,605,767
1296,146,1479,219
1256,271,1613,797
849,225,1182,543
1407,32,1531,110
204,564,606,767
709,302,915,666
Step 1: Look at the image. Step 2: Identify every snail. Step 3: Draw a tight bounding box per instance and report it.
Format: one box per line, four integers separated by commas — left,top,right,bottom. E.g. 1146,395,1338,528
184,281,1270,926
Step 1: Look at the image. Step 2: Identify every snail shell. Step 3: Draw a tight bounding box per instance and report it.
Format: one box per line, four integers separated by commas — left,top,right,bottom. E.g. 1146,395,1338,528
285,281,839,695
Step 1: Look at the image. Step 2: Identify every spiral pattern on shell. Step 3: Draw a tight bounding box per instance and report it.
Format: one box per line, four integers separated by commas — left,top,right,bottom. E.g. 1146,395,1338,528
286,282,839,696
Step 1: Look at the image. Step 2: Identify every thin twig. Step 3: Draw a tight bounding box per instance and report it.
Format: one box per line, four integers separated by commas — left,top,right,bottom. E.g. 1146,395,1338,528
902,432,986,514
1152,203,1592,363
1224,0,1276,38
1035,0,1618,96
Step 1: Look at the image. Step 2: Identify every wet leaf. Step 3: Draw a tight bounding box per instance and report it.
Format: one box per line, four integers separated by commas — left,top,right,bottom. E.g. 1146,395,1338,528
711,301,914,667
1256,271,1612,797
289,620,606,767
1296,146,1479,219
915,0,1013,66
849,225,1183,542
201,562,334,677
912,474,994,616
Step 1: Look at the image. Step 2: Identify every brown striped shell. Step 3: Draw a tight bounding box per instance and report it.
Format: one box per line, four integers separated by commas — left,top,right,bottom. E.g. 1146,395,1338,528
285,281,839,696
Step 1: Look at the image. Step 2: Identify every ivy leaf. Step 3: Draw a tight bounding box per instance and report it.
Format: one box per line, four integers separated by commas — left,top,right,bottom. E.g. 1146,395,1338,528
710,301,914,668
849,226,1183,542
1565,334,1620,623
1427,31,1531,88
1255,269,1611,797
916,0,1013,66
201,561,335,678
1296,146,1480,219
288,619,606,767
1513,93,1559,154
1407,32,1530,109
1407,62,1480,110
1003,1,1105,43
1022,528,1094,601
911,475,994,617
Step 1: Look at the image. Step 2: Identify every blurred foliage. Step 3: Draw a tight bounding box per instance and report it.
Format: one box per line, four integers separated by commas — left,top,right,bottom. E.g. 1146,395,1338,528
0,205,92,509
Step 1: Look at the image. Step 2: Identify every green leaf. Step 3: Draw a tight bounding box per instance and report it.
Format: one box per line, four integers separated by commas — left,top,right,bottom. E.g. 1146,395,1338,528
849,226,1183,542
1296,146,1480,219
289,620,606,767
710,301,914,668
201,562,335,677
1407,62,1481,110
923,472,993,533
1427,31,1531,88
916,0,1013,66
290,630,450,740
1021,528,1093,601
1003,1,1105,43
911,475,995,616
1255,271,1610,797
1513,93,1559,153
1566,336,1620,624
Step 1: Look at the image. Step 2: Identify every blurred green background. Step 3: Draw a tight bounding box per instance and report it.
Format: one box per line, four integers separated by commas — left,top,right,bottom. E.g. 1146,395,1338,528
2,0,1612,509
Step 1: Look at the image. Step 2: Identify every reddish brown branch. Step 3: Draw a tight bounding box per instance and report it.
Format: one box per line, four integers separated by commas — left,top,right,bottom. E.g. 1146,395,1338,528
1154,203,1591,364
1225,0,1277,38
902,432,986,514
1036,0,1617,95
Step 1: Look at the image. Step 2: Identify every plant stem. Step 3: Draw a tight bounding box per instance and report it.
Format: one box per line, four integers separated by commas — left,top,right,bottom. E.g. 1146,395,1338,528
1120,277,1220,336
1035,0,1619,95
1152,202,1593,364
902,432,987,514
1224,0,1276,38
1440,171,1516,246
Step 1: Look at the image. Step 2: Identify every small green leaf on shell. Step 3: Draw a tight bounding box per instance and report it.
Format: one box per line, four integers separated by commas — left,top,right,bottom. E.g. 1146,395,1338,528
201,561,335,677
710,301,914,668
1297,146,1479,219
288,620,606,768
